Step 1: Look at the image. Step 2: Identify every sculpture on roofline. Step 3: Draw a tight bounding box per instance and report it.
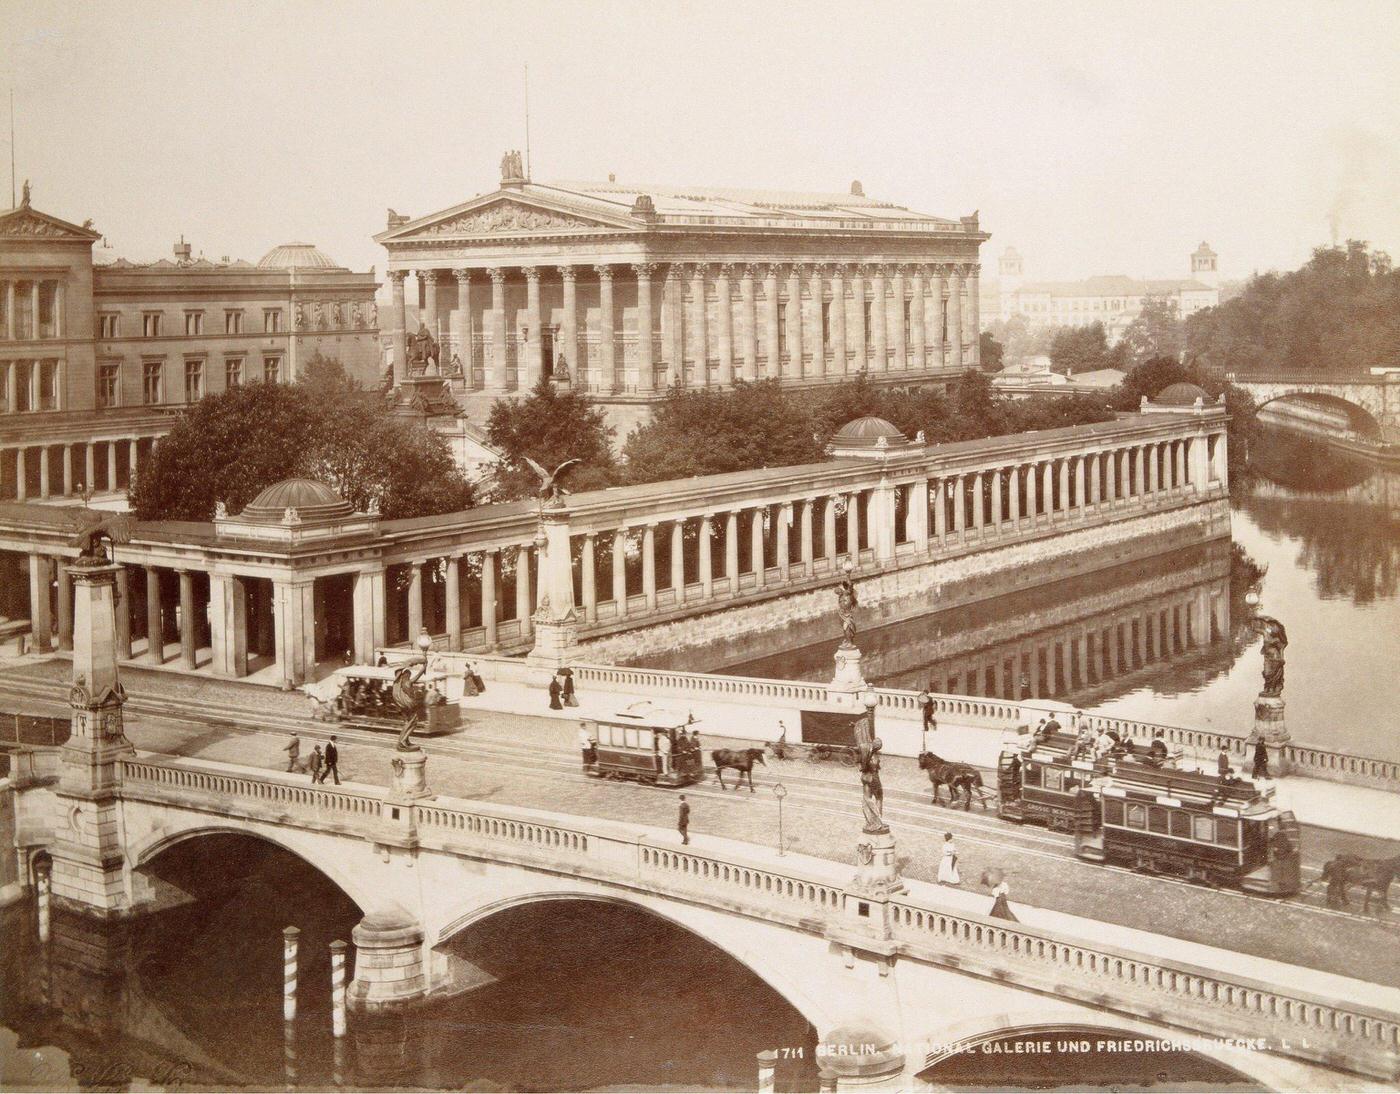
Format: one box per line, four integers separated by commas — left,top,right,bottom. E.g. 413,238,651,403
67,510,134,566
523,456,582,510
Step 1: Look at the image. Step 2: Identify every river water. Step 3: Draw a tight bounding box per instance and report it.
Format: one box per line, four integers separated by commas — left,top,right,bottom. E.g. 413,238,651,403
724,433,1400,763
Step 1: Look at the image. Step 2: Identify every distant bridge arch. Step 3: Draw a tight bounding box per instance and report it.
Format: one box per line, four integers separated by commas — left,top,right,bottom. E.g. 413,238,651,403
1229,372,1400,435
1253,390,1384,438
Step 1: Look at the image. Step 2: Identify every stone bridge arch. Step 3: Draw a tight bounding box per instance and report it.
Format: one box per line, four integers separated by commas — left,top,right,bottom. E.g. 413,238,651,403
1253,389,1385,438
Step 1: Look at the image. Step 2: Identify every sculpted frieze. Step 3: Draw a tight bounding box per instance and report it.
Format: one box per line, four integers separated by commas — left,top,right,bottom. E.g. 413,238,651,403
423,201,604,237
0,212,90,239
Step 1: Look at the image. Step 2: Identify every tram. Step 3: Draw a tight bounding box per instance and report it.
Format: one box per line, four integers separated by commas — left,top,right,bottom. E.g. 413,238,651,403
998,732,1301,894
317,665,461,736
581,705,703,788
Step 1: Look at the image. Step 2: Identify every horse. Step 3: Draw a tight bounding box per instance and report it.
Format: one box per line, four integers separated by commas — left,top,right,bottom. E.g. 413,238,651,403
712,748,766,792
918,751,985,811
1321,854,1400,914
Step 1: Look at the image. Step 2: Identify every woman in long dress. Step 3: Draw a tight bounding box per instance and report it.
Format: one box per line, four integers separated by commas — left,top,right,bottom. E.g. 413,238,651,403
937,832,961,885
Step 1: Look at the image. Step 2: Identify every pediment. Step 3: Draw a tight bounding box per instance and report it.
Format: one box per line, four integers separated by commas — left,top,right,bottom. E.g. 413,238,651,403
377,193,640,244
0,207,102,242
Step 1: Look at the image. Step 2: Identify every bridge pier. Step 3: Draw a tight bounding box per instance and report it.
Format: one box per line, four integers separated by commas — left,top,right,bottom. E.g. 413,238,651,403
348,912,428,1013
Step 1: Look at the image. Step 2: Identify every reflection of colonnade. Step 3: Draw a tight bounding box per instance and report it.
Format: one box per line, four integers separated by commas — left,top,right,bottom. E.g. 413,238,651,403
0,433,162,502
0,410,1229,689
386,260,980,394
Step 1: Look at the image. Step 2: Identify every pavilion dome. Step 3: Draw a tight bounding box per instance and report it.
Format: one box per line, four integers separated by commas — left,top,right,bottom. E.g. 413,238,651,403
257,242,342,270
240,478,354,522
1154,382,1209,406
831,416,907,448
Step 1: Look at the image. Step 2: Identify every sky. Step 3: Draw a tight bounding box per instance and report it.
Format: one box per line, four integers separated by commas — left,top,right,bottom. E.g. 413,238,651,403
5,0,1399,288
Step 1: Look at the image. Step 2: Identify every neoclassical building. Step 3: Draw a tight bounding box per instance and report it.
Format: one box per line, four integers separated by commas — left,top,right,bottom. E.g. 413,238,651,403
377,158,989,435
1,187,380,505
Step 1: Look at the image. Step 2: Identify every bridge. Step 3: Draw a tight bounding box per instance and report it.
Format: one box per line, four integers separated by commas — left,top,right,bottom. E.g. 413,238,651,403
1227,372,1400,436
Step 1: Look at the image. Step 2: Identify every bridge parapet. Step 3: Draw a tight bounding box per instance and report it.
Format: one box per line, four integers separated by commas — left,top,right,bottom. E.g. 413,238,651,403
105,753,1400,1080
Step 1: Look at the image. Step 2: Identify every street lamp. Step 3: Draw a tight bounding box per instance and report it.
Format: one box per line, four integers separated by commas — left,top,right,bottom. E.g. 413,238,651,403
773,782,788,856
857,682,878,740
415,627,433,664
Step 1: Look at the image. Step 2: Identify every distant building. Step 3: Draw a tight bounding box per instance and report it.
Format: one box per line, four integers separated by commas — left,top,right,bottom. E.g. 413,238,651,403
1,187,379,504
981,243,1220,342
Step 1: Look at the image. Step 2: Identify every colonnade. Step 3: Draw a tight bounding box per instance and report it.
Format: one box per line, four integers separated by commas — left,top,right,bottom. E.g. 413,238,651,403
0,436,159,502
388,260,980,394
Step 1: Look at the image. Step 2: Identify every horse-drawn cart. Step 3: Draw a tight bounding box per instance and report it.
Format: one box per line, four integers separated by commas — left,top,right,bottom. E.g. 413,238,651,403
767,738,859,766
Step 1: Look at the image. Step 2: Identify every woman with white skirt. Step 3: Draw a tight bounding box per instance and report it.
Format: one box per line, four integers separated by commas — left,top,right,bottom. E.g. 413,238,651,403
937,831,961,885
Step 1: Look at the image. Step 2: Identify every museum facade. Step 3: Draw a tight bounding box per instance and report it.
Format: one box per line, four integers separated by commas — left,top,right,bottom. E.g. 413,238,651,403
376,158,990,434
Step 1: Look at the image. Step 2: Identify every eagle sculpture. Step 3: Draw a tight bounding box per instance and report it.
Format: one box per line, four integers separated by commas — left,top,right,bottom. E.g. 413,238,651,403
68,509,135,565
523,456,582,509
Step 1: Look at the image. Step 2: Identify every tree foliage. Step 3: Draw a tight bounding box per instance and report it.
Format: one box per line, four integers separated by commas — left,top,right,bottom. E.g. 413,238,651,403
979,330,1005,372
1120,295,1185,366
1184,240,1399,376
1108,356,1257,473
485,379,618,501
1048,322,1127,375
131,379,474,522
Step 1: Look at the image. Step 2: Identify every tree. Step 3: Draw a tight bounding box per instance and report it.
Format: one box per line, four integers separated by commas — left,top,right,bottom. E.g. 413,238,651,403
1109,356,1257,475
485,379,617,501
979,330,1005,372
1048,322,1125,375
299,351,359,394
131,382,474,522
1120,295,1185,366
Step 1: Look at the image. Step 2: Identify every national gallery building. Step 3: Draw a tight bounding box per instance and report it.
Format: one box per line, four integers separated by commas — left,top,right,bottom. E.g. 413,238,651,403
378,156,989,433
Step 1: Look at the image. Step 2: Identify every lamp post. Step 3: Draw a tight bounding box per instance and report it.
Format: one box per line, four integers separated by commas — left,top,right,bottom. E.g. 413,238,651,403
857,682,878,744
773,782,787,856
415,626,433,665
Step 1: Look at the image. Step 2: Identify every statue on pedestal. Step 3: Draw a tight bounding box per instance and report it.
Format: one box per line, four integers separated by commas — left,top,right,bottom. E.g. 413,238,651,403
835,571,859,648
857,737,888,834
390,664,428,751
523,456,582,510
406,322,440,374
67,510,134,566
1255,616,1288,698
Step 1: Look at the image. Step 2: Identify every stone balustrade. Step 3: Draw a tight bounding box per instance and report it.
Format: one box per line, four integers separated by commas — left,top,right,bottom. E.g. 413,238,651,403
108,753,1400,1079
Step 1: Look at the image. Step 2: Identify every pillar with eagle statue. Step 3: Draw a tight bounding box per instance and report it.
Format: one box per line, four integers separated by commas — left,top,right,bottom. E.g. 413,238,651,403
525,456,583,668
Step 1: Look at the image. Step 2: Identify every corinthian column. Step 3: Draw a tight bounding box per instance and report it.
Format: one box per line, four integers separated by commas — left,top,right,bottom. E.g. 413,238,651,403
785,265,803,379
850,267,867,372
663,265,684,387
715,264,734,386
559,266,578,383
523,267,543,388
421,269,440,340
452,270,473,384
762,265,781,379
931,266,947,366
739,265,758,380
690,264,710,386
487,268,507,392
632,263,653,393
949,265,965,370
595,265,616,394
870,265,888,373
829,264,847,376
891,265,907,370
968,263,981,366
808,265,824,376
388,271,408,385
910,266,926,370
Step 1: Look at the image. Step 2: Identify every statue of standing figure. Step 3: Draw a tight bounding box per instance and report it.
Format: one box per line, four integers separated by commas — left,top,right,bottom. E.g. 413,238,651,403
835,571,859,648
1256,616,1288,698
856,736,888,835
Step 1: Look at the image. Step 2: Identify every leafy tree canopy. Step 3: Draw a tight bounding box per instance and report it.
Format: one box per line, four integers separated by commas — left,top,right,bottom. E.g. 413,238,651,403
485,379,618,501
1120,295,1185,366
131,377,474,522
1108,356,1258,472
979,330,1005,372
1048,322,1127,375
1185,240,1398,376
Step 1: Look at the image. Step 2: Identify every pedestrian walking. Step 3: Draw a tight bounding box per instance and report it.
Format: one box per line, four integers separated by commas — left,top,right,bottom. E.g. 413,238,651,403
937,831,961,886
982,868,1018,922
283,732,301,773
463,663,481,697
309,744,324,783
561,671,578,708
918,686,936,734
773,720,789,760
548,675,563,710
677,795,691,845
324,736,341,785
1252,738,1270,780
1217,741,1232,778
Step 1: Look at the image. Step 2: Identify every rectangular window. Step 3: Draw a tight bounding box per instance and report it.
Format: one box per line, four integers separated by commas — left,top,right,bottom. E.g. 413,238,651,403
1216,818,1239,847
263,309,282,333
225,358,243,388
184,359,204,402
1148,806,1169,834
1191,815,1215,842
142,312,162,338
224,310,243,334
14,361,32,411
1103,798,1124,826
98,313,119,339
1024,765,1042,788
184,311,204,336
37,283,57,338
263,355,281,383
38,360,58,409
98,362,120,407
1126,803,1147,829
1170,811,1191,839
0,362,8,412
142,361,163,405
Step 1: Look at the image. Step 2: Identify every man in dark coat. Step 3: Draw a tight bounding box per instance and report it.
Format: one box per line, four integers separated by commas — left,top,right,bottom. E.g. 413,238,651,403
1252,738,1270,780
1217,743,1232,778
548,676,563,710
324,736,341,785
677,795,691,845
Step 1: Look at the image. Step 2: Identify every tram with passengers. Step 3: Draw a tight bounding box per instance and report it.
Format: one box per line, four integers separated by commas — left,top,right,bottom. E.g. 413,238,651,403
998,730,1300,894
318,664,461,736
580,704,703,788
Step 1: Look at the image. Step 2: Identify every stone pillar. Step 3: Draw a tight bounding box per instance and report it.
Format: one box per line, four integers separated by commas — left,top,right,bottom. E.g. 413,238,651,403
348,914,426,1013
523,267,543,388
1213,432,1229,485
1059,459,1071,518
910,479,930,548
558,266,578,383
1191,434,1210,492
351,565,386,662
785,266,803,378
106,442,117,493
530,508,580,665
481,551,499,648
845,494,860,559
642,524,657,610
751,509,766,588
61,444,74,496
691,264,710,386
1076,456,1088,513
1090,452,1102,504
808,265,824,376
452,270,473,382
273,580,315,690
715,264,734,386
850,269,867,372
933,480,948,541
762,266,781,379
29,554,52,651
776,503,791,581
630,264,651,394
1025,464,1037,523
891,266,907,370
389,271,408,385
407,563,424,640
178,569,197,668
698,515,714,598
38,446,50,498
581,533,597,623
56,564,73,650
114,565,131,659
612,530,628,616
739,265,758,381
445,556,461,651
1148,443,1160,494
970,473,984,534
823,497,838,562
800,498,815,574
596,265,616,394
663,266,683,387
1008,466,1020,524
830,265,847,375
84,444,95,495
515,546,533,638
724,512,739,593
949,266,964,370
990,469,1003,527
968,264,981,365
1042,462,1054,518
145,565,162,663
670,520,685,604
210,573,249,677
910,266,926,370
487,268,508,392
870,266,888,372
421,269,440,342
930,269,948,365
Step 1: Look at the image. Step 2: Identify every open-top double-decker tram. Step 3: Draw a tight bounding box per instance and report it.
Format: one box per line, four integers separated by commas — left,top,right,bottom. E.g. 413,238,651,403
998,731,1301,895
580,705,704,788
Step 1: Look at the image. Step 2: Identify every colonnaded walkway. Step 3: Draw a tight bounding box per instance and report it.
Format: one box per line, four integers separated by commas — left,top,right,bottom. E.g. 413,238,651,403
3,659,1398,988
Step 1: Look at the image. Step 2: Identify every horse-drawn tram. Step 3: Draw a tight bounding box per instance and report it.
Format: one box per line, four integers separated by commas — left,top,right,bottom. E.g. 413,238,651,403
318,665,461,736
1081,765,1301,895
997,732,1109,832
580,706,703,788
